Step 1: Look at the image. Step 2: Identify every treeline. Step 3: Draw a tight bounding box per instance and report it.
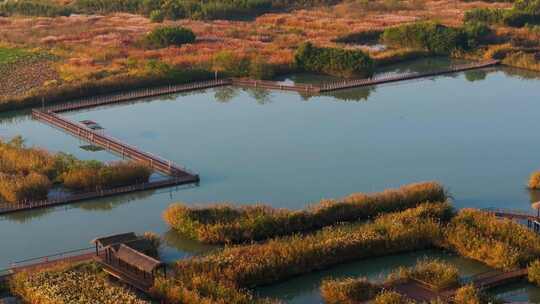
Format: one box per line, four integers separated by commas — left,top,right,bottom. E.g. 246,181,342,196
294,42,375,77
0,136,151,203
381,21,491,55
0,0,339,20
464,0,540,28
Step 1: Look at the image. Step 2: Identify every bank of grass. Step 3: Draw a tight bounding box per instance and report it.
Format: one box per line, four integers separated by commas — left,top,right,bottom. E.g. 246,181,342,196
163,181,447,243
153,202,450,303
10,262,150,304
320,277,382,304
386,258,460,291
444,208,540,269
0,136,152,203
528,171,540,189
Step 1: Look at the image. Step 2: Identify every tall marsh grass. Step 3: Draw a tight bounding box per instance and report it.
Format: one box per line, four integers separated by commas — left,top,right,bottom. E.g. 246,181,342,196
153,203,450,303
163,181,447,244
386,258,460,291
444,209,540,269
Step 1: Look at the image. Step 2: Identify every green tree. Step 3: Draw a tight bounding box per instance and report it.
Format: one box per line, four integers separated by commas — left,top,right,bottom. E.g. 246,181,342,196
145,26,196,48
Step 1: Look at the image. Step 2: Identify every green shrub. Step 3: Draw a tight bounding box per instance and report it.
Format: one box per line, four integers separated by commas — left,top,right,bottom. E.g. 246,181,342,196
464,8,505,24
381,22,469,54
74,0,142,14
445,209,540,269
163,181,449,243
0,0,72,17
145,26,196,48
294,42,375,77
320,277,382,304
149,9,164,22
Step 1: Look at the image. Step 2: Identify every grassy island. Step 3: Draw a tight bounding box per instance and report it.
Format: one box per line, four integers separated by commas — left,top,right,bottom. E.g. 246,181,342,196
163,181,447,243
0,136,151,203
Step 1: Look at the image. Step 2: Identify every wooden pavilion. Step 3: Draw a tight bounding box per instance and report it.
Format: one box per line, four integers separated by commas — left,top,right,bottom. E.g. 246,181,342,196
92,233,166,289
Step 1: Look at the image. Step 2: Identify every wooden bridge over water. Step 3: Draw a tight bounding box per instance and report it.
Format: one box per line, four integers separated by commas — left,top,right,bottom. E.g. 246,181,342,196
391,268,528,302
0,60,501,216
231,60,500,93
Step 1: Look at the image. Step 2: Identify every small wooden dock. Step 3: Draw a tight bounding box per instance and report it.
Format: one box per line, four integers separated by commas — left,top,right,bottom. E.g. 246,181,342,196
390,268,528,302
318,60,500,92
231,78,321,93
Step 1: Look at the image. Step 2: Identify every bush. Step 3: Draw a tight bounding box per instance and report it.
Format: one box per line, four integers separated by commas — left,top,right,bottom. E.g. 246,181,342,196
454,284,481,304
464,8,505,24
386,258,460,291
145,26,196,48
320,277,381,304
294,42,375,77
149,9,164,22
381,22,469,54
0,0,72,17
0,173,52,203
529,171,540,189
373,291,412,304
444,209,540,269
74,0,142,14
154,203,448,303
61,161,152,191
163,181,448,243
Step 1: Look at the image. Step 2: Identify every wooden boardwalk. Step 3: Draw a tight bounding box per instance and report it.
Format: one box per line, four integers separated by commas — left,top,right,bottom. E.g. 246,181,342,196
230,60,499,93
318,60,500,92
391,268,528,302
482,207,538,221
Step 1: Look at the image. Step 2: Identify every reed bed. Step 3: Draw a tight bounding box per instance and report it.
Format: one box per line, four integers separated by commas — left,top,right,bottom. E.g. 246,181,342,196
386,258,460,291
444,209,540,269
0,136,152,203
153,202,450,303
10,262,150,304
163,181,447,244
320,277,382,304
528,171,540,189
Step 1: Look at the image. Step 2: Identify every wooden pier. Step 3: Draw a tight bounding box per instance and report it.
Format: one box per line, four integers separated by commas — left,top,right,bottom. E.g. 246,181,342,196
318,60,501,92
390,268,528,302
231,78,321,93
48,79,230,113
32,110,196,178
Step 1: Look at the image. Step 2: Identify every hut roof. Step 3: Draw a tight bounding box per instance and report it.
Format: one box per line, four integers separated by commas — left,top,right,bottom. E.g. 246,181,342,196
115,244,164,273
110,238,154,253
92,232,138,248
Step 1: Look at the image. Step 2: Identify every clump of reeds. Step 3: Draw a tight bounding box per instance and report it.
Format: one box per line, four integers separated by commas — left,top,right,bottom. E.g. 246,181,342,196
373,290,413,304
444,209,540,269
320,277,382,304
10,262,149,304
0,172,52,203
153,202,450,303
528,171,540,189
163,181,448,244
60,160,152,191
386,258,460,291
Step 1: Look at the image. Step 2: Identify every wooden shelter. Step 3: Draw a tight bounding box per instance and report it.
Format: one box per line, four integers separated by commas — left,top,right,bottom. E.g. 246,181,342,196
92,232,166,286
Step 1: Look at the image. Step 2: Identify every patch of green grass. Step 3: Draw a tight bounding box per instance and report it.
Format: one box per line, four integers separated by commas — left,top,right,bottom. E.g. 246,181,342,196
0,47,52,67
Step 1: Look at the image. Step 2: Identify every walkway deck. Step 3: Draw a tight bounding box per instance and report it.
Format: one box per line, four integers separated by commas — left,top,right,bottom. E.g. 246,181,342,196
392,268,528,302
231,60,499,93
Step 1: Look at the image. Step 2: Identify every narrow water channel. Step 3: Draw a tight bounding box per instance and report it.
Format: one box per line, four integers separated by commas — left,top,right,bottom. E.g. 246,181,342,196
1,58,539,302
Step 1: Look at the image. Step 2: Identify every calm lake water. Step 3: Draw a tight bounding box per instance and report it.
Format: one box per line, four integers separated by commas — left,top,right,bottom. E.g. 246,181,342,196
1,58,540,302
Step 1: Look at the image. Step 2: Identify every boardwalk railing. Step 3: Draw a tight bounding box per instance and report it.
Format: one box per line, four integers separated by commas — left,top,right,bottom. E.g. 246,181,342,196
231,78,321,93
47,79,231,113
319,60,500,92
482,207,537,219
0,176,195,215
32,110,198,178
9,247,96,270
